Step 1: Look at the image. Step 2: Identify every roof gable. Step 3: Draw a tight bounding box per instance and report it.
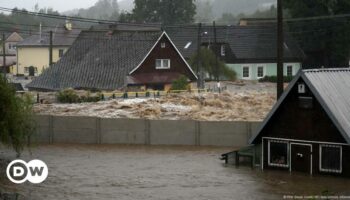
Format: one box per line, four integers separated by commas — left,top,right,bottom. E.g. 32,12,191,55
249,68,350,144
129,31,197,79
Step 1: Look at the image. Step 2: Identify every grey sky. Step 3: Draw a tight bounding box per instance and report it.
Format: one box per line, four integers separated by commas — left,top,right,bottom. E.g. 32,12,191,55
0,0,127,13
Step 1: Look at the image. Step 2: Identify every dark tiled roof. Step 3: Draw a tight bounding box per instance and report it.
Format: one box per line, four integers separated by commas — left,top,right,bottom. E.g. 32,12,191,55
17,25,81,47
9,83,24,91
27,31,162,91
250,68,350,144
165,25,305,62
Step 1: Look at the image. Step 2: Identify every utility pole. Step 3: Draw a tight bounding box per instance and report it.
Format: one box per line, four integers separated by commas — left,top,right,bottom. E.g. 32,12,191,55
213,21,219,82
2,33,6,75
277,0,284,99
49,31,53,66
196,23,202,88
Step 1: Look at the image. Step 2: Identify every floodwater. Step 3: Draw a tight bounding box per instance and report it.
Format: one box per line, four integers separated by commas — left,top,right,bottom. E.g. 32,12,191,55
1,144,350,200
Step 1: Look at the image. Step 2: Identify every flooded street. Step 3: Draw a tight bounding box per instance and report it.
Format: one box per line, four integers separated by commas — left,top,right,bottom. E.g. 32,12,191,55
1,144,350,200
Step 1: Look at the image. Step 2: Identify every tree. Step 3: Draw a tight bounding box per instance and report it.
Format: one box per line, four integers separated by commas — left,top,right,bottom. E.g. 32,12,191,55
125,0,196,25
0,77,35,156
283,0,350,67
189,48,236,81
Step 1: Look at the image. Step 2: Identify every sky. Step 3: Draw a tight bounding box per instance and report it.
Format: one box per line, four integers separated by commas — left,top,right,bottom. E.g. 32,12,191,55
0,0,125,13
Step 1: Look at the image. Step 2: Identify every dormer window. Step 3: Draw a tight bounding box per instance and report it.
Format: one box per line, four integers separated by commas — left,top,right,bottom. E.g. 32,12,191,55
220,45,225,56
156,59,170,69
161,42,166,48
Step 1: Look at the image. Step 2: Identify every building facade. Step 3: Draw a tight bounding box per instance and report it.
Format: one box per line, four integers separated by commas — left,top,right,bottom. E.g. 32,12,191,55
15,22,80,76
250,68,350,177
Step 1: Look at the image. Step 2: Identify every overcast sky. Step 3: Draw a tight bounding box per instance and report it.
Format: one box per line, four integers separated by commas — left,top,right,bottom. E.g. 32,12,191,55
0,0,125,12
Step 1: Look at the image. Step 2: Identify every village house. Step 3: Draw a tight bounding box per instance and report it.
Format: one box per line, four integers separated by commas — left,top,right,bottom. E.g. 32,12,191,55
0,32,23,73
27,29,197,91
249,68,350,177
15,21,80,76
165,24,305,80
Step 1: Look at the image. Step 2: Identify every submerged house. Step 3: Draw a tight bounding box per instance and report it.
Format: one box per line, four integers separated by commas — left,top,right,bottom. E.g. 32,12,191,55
27,30,197,91
249,68,350,176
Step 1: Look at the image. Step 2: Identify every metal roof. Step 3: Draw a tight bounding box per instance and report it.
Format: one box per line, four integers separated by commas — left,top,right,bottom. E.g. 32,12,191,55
165,24,305,62
17,25,80,47
250,68,350,144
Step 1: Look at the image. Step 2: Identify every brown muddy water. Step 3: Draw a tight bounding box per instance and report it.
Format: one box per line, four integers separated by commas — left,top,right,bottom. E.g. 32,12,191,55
1,144,350,200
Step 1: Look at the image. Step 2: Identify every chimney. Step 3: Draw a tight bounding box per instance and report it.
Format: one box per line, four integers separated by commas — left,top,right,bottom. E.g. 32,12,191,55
65,20,72,31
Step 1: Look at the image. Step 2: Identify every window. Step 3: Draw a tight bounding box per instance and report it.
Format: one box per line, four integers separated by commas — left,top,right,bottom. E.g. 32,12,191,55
319,145,342,173
298,96,313,109
59,49,64,58
257,66,265,78
8,43,12,49
155,59,170,69
220,45,225,56
242,66,250,79
268,140,289,168
161,42,166,48
24,67,29,73
184,42,192,49
287,65,293,76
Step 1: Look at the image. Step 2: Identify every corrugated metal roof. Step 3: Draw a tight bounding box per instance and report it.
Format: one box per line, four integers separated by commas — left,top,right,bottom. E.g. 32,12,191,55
250,68,350,144
302,68,350,143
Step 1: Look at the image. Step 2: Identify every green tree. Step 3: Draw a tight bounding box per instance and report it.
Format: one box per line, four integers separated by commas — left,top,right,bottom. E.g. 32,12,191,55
283,0,350,67
189,48,236,81
125,0,196,25
171,75,189,90
0,77,35,156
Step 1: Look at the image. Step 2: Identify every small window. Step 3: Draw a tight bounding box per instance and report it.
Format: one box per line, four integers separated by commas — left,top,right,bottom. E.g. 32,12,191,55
184,42,192,49
8,43,12,49
161,42,166,48
287,65,293,76
298,96,313,109
268,140,289,168
155,59,170,69
298,83,305,93
242,66,250,79
320,145,342,173
220,45,225,56
24,67,29,73
257,66,264,78
59,49,64,58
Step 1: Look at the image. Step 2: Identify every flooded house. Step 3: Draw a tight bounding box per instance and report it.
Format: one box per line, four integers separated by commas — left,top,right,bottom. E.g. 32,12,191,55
249,68,350,177
27,29,197,91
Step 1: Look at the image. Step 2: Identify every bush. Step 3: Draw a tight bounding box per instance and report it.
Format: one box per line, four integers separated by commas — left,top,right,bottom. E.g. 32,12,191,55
56,89,79,103
171,75,188,91
258,75,294,83
0,76,35,156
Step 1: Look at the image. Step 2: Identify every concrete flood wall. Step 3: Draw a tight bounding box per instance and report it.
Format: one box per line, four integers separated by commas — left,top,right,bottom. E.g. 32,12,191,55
33,115,262,147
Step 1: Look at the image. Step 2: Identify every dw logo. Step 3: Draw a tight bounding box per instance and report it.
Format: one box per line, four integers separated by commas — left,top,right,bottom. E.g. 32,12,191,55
6,159,48,184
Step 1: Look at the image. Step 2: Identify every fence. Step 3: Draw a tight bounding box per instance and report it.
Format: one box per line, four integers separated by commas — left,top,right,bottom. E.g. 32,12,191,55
33,115,261,147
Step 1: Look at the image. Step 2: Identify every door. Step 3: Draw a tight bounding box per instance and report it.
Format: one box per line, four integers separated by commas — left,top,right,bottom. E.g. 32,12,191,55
290,143,312,174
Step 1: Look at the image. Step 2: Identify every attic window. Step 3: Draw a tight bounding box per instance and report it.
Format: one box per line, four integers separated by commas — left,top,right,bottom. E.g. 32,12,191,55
298,96,313,109
298,83,305,93
161,42,166,48
156,59,170,69
184,42,192,49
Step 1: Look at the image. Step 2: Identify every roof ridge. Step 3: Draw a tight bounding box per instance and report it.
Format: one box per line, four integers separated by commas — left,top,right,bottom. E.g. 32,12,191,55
303,68,350,73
